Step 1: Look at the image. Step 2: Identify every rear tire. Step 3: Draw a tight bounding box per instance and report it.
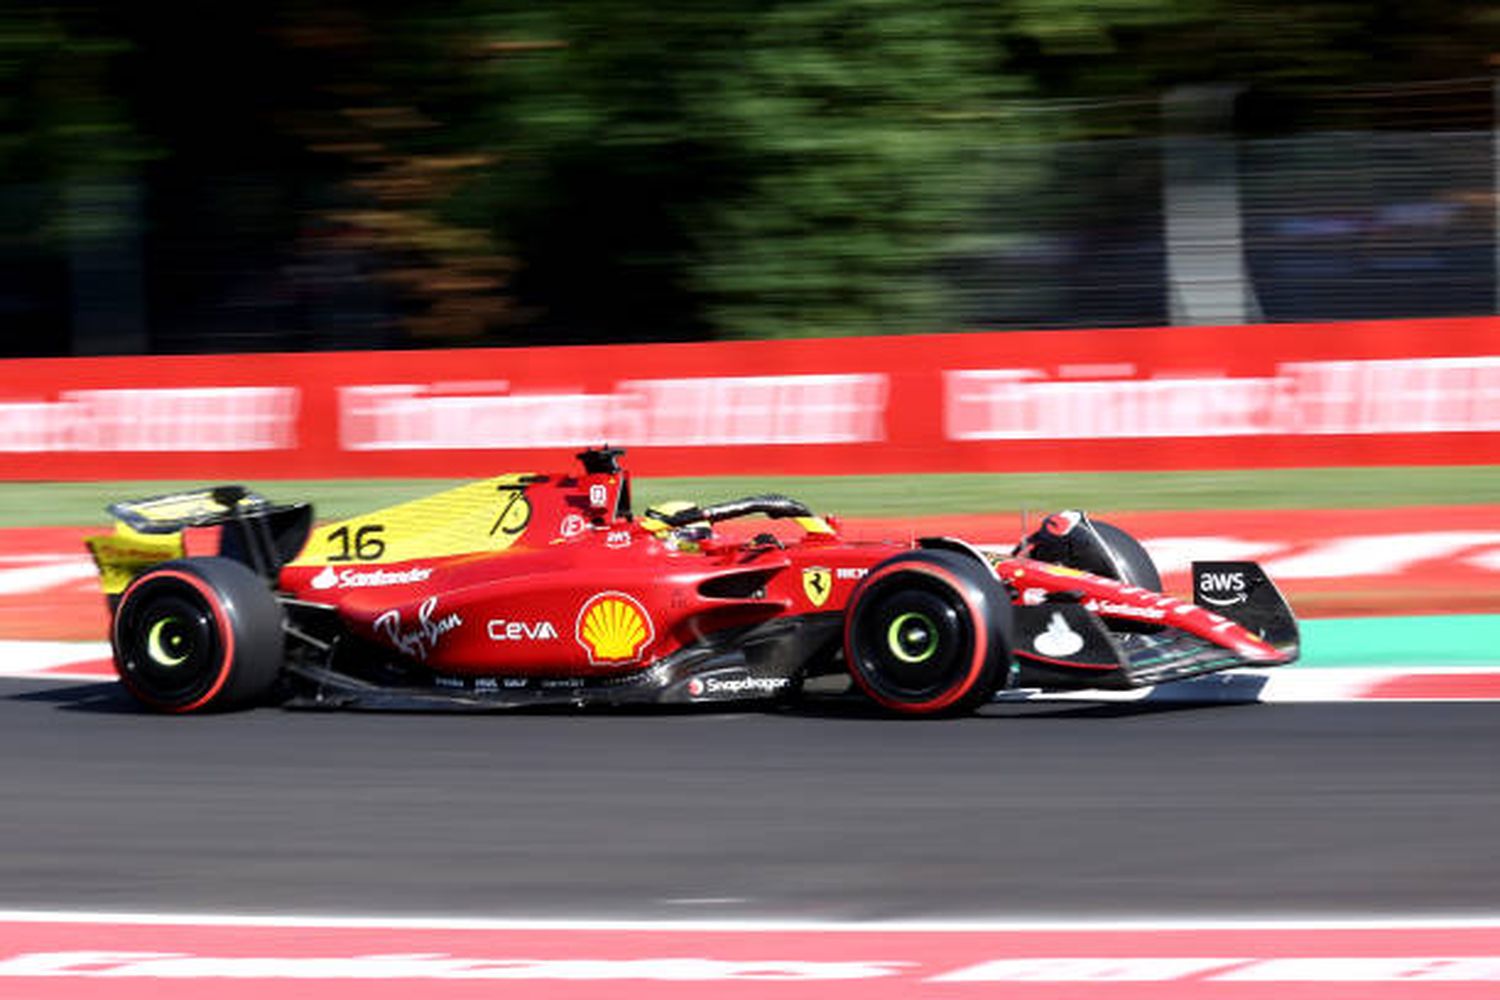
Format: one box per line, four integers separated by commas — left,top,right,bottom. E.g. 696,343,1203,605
843,550,1013,716
112,557,284,713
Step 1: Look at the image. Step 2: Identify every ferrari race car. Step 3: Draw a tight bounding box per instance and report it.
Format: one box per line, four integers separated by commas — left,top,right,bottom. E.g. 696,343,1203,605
86,447,1299,716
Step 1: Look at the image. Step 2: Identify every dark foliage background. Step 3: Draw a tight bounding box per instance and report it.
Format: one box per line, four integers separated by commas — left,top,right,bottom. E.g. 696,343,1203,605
0,1,1494,355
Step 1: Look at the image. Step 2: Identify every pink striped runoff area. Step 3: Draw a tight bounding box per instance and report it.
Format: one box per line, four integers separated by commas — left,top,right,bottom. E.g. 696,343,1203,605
2,913,1500,998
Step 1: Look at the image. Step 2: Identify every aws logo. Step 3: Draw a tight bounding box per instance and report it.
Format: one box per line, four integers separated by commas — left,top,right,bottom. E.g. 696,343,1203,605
1198,570,1248,607
576,592,655,665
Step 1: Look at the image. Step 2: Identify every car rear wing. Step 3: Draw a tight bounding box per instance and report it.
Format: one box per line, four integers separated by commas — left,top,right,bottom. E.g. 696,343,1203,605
105,485,271,534
87,486,313,597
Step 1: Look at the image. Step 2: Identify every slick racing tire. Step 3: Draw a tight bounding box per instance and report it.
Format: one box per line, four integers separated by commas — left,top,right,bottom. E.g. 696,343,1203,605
112,557,284,713
844,550,1013,717
1091,520,1162,592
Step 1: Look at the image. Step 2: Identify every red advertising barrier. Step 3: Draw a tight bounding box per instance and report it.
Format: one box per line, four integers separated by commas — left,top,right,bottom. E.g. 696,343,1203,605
0,317,1495,479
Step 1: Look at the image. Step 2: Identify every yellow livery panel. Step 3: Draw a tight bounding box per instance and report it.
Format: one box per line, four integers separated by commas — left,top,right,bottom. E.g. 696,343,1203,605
290,474,538,567
86,523,187,595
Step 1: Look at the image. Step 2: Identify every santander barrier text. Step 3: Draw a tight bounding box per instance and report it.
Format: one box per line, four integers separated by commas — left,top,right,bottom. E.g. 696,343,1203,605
0,316,1494,480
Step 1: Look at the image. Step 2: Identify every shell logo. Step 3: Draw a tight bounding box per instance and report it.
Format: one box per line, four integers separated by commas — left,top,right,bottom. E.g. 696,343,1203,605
576,591,655,665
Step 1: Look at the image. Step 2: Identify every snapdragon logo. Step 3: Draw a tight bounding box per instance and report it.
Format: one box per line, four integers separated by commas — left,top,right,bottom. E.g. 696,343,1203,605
688,675,791,698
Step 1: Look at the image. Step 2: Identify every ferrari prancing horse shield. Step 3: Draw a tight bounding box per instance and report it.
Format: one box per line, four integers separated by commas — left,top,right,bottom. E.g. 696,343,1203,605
802,567,832,607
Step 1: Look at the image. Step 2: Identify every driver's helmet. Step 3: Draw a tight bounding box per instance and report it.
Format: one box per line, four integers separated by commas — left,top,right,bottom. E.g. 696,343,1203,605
639,501,712,551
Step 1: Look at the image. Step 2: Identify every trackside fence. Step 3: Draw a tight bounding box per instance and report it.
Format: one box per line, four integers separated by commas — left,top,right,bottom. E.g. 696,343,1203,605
0,317,1495,480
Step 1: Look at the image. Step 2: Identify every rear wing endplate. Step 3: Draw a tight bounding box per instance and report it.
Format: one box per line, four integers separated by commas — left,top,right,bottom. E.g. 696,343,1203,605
88,486,312,597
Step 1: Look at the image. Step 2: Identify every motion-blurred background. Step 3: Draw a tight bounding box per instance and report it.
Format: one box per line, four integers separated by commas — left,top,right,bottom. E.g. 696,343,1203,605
0,1,1495,356
0,1,1496,651
2,4,1500,953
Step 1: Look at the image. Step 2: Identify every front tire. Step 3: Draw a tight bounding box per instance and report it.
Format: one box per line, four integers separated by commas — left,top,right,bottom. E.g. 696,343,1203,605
1091,520,1162,591
112,557,284,713
843,550,1013,716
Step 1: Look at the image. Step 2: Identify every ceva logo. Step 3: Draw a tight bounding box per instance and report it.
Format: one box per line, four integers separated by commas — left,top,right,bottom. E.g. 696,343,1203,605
488,619,560,641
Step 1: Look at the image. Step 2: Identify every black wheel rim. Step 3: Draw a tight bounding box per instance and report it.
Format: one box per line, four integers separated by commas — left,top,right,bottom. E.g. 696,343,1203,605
851,577,973,702
118,581,223,706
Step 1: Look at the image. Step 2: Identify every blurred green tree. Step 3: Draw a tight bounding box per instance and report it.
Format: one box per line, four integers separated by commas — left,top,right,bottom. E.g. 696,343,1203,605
0,0,1494,352
0,7,147,354
0,8,143,189
442,0,1031,340
681,1,1023,338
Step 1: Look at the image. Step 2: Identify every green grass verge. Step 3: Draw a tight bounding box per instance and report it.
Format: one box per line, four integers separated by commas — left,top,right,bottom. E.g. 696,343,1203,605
0,465,1496,528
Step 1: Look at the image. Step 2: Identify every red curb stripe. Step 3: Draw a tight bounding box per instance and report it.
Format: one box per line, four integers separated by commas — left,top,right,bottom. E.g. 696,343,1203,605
1365,673,1500,700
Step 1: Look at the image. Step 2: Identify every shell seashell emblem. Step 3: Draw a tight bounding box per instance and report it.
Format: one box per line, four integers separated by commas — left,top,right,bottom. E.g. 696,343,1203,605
576,591,655,665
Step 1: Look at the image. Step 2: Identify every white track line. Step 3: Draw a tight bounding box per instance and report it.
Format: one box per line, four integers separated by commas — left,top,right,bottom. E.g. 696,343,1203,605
0,560,98,596
1001,666,1500,704
1,908,1500,932
0,639,110,675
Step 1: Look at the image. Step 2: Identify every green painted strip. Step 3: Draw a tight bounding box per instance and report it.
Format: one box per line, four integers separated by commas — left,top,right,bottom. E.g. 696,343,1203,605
1298,615,1500,668
2,464,1499,528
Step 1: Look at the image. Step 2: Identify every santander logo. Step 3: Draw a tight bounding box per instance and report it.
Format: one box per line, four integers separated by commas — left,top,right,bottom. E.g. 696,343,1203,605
310,565,434,590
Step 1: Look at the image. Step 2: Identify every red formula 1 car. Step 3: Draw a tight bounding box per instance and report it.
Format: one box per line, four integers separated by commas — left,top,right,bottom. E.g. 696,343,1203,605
87,447,1299,716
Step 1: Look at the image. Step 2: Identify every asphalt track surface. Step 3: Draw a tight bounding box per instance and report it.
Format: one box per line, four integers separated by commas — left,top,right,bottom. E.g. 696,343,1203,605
2,676,1498,922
